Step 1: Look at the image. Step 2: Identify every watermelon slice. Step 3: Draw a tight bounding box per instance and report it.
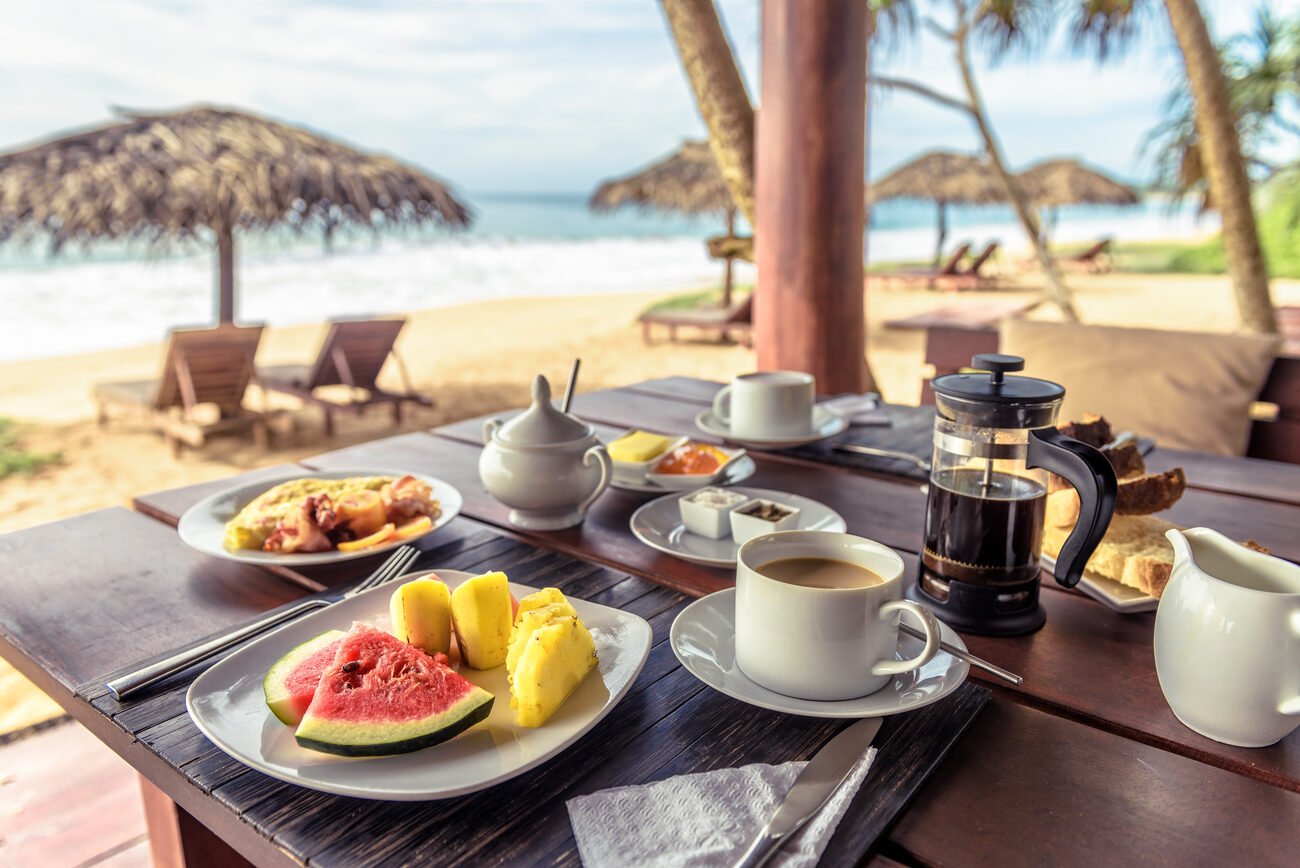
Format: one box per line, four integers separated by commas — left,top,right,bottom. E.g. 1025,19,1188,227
263,630,346,726
295,624,494,757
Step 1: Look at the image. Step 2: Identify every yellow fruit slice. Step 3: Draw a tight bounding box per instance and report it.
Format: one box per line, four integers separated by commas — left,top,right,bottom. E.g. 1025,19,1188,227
389,577,452,655
506,601,579,681
449,571,513,669
392,515,435,541
337,523,395,552
510,616,598,727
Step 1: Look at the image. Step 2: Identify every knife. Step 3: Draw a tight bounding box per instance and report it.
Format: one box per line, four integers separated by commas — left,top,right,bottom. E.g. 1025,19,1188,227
732,717,883,868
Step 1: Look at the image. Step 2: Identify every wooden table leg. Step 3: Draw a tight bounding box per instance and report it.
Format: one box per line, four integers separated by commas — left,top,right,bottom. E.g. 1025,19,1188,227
138,774,253,868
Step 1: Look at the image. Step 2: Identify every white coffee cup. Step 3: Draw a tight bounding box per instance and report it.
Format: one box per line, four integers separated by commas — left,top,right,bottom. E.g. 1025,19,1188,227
735,530,943,701
713,371,815,439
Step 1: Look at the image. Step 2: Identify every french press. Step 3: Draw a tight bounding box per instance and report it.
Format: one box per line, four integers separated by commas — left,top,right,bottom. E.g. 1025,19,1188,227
909,354,1117,635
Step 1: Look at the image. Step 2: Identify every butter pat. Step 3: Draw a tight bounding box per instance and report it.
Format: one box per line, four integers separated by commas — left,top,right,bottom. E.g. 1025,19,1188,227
609,430,674,463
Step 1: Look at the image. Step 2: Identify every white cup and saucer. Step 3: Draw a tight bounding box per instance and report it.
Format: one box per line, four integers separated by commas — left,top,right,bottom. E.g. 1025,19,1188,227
669,530,970,717
696,371,848,450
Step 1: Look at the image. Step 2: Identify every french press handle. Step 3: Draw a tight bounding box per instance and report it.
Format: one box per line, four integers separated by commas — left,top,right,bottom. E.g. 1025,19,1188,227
1026,428,1117,588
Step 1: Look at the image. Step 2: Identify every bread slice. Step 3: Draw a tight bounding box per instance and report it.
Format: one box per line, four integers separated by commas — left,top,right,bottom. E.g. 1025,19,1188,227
1045,468,1186,528
1042,513,1179,598
1058,414,1113,449
1101,439,1146,479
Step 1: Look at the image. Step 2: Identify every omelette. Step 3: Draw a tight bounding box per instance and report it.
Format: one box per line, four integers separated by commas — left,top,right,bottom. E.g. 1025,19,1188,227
223,477,394,552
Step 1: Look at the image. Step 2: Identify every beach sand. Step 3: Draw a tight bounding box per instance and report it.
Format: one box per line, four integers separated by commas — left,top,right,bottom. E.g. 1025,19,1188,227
1,268,1297,733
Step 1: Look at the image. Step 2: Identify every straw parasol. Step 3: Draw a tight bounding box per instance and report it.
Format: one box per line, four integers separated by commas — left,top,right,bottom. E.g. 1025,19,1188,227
867,150,1006,270
0,105,472,322
1016,158,1138,240
590,140,747,306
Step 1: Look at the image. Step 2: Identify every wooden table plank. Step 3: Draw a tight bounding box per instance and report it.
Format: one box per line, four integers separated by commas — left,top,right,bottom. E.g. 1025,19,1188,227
0,508,302,691
889,700,1300,868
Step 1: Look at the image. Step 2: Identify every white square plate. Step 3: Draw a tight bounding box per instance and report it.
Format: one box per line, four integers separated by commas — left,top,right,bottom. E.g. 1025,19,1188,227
186,569,652,800
1041,554,1157,613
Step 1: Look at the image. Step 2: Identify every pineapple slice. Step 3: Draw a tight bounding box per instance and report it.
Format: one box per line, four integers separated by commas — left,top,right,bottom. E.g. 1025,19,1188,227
388,577,451,656
507,601,579,681
450,571,513,669
514,587,568,618
510,616,598,727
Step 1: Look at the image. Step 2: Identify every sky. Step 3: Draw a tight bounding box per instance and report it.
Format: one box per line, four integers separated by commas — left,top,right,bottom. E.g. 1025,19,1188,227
1,0,1296,195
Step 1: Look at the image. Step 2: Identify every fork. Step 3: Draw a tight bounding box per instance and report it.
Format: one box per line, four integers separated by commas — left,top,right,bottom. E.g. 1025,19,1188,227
106,544,420,701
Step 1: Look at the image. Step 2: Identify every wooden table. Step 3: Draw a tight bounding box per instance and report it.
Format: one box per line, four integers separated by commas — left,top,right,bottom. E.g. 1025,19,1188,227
3,377,1298,866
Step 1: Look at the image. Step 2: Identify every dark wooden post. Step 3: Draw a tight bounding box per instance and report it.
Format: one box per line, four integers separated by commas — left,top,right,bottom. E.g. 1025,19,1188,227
755,0,869,393
216,225,235,323
935,201,948,271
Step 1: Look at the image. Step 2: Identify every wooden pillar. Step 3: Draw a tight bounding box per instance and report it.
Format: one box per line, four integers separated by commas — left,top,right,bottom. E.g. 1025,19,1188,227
722,208,736,308
216,225,235,324
755,0,869,393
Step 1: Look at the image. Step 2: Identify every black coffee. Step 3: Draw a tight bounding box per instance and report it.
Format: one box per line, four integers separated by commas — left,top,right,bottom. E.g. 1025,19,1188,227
921,468,1046,586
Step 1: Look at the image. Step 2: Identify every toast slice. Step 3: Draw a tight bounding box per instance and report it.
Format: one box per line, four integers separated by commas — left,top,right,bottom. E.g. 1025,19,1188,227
1042,513,1179,598
1045,469,1186,527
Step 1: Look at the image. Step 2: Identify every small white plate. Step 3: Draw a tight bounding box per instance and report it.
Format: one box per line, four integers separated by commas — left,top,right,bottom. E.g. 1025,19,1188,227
629,486,846,567
1041,553,1157,613
178,468,462,566
187,570,652,801
695,407,849,450
670,588,969,718
611,455,758,493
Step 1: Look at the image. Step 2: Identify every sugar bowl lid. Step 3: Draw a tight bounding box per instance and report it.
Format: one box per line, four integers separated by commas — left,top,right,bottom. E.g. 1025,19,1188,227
495,374,592,444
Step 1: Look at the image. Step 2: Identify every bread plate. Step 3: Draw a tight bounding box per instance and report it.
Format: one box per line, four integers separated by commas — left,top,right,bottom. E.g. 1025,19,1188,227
1041,553,1157,613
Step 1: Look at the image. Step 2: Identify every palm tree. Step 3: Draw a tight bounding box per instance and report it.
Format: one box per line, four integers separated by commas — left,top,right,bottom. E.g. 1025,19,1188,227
658,0,755,227
1160,0,1276,333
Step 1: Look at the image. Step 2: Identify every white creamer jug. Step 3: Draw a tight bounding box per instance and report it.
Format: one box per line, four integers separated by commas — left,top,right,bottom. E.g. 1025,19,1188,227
1155,527,1300,748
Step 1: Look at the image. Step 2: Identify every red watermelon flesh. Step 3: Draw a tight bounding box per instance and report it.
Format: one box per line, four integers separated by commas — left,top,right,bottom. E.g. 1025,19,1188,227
294,623,494,756
263,630,345,726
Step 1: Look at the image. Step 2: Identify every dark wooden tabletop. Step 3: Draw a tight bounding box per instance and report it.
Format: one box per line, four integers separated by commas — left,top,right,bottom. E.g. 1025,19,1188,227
4,377,1299,866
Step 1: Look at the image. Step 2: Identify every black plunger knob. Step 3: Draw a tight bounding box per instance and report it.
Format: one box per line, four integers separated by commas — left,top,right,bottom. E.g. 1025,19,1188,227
971,353,1025,386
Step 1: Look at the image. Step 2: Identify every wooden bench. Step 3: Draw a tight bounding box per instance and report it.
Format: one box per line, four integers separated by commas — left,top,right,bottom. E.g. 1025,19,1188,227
920,325,1300,464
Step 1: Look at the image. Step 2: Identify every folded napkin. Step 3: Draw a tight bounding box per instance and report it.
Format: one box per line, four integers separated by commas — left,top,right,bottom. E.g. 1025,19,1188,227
819,393,889,427
567,749,876,868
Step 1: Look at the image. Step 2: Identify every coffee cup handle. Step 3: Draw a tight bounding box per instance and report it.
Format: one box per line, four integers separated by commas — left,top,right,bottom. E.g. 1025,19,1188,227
712,385,733,424
871,600,941,677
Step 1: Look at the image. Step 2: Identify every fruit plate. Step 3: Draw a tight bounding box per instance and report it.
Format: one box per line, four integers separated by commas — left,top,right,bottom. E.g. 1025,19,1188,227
178,468,462,566
1040,554,1158,613
186,570,652,800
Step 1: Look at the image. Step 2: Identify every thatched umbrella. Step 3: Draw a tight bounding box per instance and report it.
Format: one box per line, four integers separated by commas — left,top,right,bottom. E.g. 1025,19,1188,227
590,140,747,306
867,150,1006,269
1016,158,1139,241
0,106,471,322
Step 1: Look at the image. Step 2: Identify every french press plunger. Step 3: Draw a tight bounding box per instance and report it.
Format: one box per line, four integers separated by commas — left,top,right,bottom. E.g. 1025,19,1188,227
909,354,1117,635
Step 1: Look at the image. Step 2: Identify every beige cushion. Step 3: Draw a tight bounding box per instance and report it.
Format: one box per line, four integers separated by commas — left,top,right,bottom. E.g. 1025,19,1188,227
1000,320,1279,456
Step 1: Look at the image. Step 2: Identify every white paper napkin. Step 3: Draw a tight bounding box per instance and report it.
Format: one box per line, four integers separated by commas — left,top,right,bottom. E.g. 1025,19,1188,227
566,748,876,868
819,393,889,426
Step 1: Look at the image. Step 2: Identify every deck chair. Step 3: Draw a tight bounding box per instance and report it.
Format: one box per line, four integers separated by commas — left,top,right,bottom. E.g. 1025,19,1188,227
1058,238,1112,274
93,324,270,455
934,241,1000,290
639,293,753,347
873,243,972,289
258,318,431,436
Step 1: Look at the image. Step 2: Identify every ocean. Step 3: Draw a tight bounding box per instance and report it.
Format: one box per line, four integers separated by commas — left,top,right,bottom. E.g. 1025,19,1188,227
0,193,1214,364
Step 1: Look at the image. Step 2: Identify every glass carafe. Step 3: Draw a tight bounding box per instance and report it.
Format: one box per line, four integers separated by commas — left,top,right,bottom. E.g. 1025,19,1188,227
912,354,1117,635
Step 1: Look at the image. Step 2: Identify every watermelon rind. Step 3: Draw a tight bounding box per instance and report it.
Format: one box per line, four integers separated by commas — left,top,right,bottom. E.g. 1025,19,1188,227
294,688,494,757
263,630,346,726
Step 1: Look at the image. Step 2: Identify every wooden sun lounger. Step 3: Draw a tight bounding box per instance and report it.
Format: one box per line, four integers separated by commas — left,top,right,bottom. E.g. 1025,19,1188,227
93,324,272,456
872,243,972,289
258,318,432,436
639,293,753,346
1057,237,1113,274
933,241,1000,290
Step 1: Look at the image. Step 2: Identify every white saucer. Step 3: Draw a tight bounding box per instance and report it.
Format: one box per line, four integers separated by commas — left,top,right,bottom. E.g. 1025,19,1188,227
1041,554,1157,613
670,589,970,718
695,407,849,450
611,455,757,493
629,486,847,567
